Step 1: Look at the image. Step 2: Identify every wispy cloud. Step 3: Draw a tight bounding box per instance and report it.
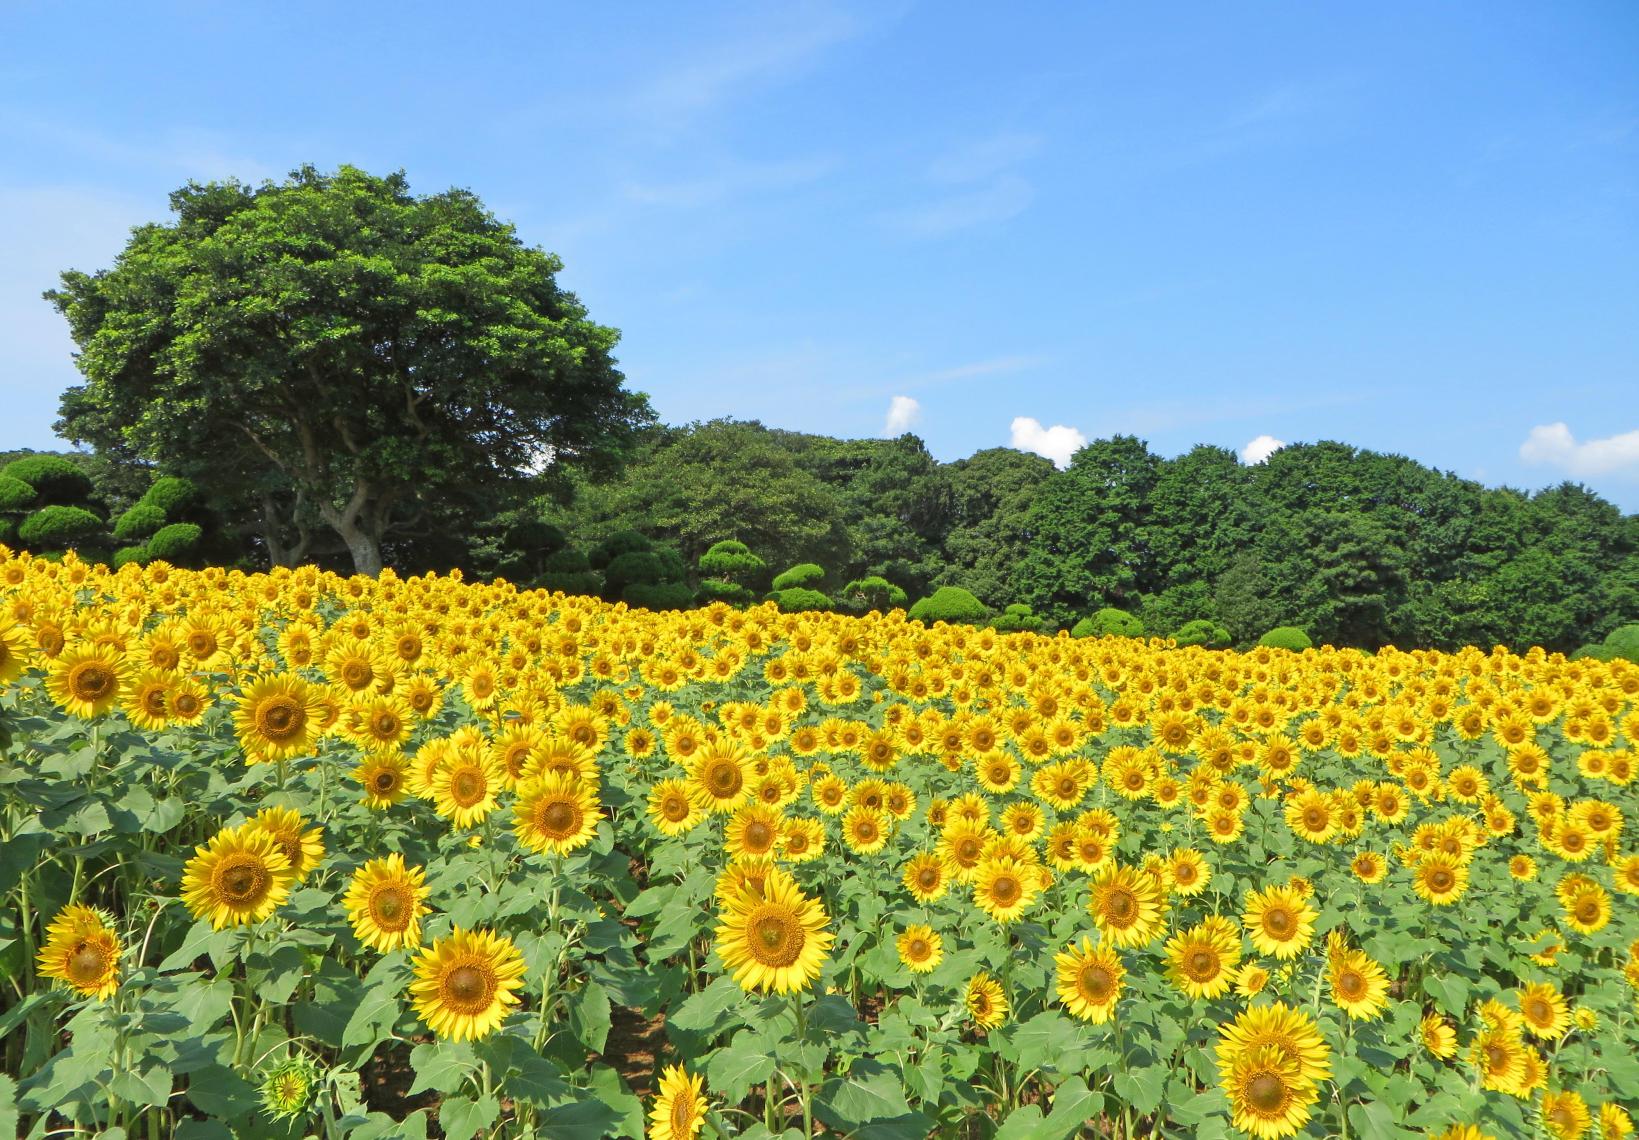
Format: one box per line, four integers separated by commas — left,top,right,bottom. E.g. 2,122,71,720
884,395,920,435
620,155,838,210
926,132,1044,184
833,353,1047,401
882,128,1043,238
1520,422,1639,477
0,111,280,182
1010,416,1086,468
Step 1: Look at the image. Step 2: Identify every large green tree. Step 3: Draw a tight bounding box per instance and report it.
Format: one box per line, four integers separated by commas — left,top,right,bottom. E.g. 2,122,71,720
50,165,651,575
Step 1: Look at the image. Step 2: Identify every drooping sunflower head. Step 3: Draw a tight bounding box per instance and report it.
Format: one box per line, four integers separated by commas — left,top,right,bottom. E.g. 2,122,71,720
408,927,527,1041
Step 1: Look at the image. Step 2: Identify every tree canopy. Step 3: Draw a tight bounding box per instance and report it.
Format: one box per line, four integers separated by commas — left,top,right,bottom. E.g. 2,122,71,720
49,165,652,575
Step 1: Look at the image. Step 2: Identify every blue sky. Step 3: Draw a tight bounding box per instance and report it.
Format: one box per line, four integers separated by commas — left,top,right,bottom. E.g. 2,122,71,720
3,1,1636,507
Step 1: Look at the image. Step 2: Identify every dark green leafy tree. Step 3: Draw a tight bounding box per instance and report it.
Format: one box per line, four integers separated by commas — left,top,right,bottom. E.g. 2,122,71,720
938,447,1055,608
50,164,651,575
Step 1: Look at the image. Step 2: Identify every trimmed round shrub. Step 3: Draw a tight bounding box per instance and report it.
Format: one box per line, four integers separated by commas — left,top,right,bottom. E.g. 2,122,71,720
1172,619,1232,649
112,544,150,569
17,505,104,548
622,581,694,611
993,603,1045,634
137,475,199,515
652,545,687,584
540,569,602,596
908,586,988,625
1,456,92,504
696,579,755,606
589,530,653,569
543,547,592,574
145,522,202,561
839,576,908,613
1604,623,1639,662
1258,626,1314,651
768,587,833,613
0,517,14,544
1570,643,1617,662
113,502,167,541
0,476,35,512
603,550,667,596
772,563,826,591
699,540,766,580
1071,607,1144,639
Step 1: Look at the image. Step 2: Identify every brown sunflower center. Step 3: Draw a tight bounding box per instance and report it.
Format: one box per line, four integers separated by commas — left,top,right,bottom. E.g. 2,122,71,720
743,820,774,851
443,962,496,1013
372,885,410,928
216,855,269,905
1338,969,1366,998
1263,907,1294,936
1427,868,1455,892
989,874,1021,906
748,910,804,968
451,769,486,806
257,696,303,741
705,760,743,797
69,662,115,702
68,940,111,983
1104,887,1137,925
1186,949,1218,979
537,799,580,839
661,793,691,821
1246,1071,1288,1114
1078,963,1114,1002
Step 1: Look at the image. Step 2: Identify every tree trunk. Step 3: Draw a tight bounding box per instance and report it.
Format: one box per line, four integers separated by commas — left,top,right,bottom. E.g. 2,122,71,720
340,527,383,577
318,478,384,577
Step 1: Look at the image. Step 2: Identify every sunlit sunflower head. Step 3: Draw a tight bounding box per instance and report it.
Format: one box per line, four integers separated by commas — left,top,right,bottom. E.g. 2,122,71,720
1216,1001,1332,1086
1242,884,1317,960
166,675,211,725
895,924,944,974
1468,1025,1527,1095
1420,1012,1458,1059
649,1063,709,1140
1222,1044,1319,1140
45,643,130,719
232,674,323,763
1327,948,1389,1021
348,693,414,754
428,749,503,830
964,971,1009,1032
35,904,121,999
1540,1089,1591,1140
1599,1104,1635,1140
1411,852,1470,906
1234,961,1271,998
354,753,411,809
725,803,784,861
1054,937,1124,1024
408,927,527,1041
778,817,825,863
1561,884,1611,935
647,778,704,837
1087,863,1165,949
902,851,950,902
841,804,890,855
1516,982,1569,1040
1349,850,1387,884
245,806,326,883
972,856,1041,924
181,825,295,929
714,866,834,994
342,853,430,952
689,740,755,814
258,1053,320,1123
121,667,176,731
1164,915,1243,1001
513,772,602,857
0,619,33,685
1168,848,1211,896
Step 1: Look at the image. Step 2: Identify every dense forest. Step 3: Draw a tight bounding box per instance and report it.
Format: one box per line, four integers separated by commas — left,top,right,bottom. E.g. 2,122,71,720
4,419,1635,656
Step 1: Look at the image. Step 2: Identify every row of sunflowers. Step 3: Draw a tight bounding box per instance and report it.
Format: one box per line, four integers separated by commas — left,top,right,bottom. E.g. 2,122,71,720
0,550,1636,1139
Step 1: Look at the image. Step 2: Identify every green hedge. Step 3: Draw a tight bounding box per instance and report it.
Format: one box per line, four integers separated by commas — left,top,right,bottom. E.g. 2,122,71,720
1072,607,1144,638
1172,618,1232,648
145,522,203,561
622,581,694,610
772,563,826,591
18,505,104,548
0,476,35,512
1259,626,1314,651
1,456,91,503
908,586,988,625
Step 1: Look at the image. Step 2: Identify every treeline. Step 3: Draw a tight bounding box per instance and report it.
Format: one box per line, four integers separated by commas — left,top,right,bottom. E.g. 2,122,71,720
6,420,1636,656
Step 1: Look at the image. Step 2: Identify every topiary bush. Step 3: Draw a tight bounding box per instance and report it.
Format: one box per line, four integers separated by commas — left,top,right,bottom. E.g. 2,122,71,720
1259,626,1314,651
112,544,150,569
18,505,104,549
908,586,988,625
589,530,654,570
622,581,694,610
138,475,199,515
771,563,826,591
696,579,756,606
1172,618,1232,649
992,603,1045,634
1,456,92,504
0,476,35,512
838,576,908,614
1603,623,1639,662
1570,643,1617,662
699,540,766,581
539,548,601,596
1071,607,1144,639
113,502,167,542
768,587,833,613
145,522,202,562
602,551,667,598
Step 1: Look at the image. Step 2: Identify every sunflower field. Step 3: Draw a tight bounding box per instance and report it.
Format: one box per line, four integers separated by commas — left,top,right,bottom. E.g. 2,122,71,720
1,552,1637,1140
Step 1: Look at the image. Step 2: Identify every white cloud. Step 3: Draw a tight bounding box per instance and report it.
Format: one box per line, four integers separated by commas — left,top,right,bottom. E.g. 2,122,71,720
1010,416,1086,469
1520,422,1639,477
1239,434,1286,464
884,395,920,435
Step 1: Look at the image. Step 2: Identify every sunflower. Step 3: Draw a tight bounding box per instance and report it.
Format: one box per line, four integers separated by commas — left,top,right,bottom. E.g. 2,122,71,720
779,817,825,863
1349,850,1387,884
408,927,527,1041
1561,884,1610,935
689,741,755,815
167,676,211,725
1168,848,1211,896
1222,1044,1317,1140
649,1064,708,1140
1420,1012,1457,1059
714,867,833,994
259,1054,319,1123
1517,982,1569,1040
648,779,703,836
245,806,326,883
1164,916,1242,1001
0,619,32,684
233,675,323,763
427,750,502,829
1054,938,1124,1024
1088,863,1165,948
1216,1002,1332,1085
45,643,129,719
902,852,950,902
972,857,1041,924
354,753,410,809
513,772,602,857
1411,853,1470,906
342,855,430,952
1540,1089,1591,1140
1242,884,1317,960
35,904,121,999
1234,962,1271,999
1468,1025,1528,1094
964,971,1009,1031
896,924,944,973
122,668,175,731
349,693,414,753
723,803,782,860
1327,948,1389,1021
181,826,296,929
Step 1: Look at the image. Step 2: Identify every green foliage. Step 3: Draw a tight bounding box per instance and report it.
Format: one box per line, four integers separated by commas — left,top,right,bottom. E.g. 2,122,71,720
621,581,693,610
697,539,765,583
602,551,668,597
145,522,203,562
1570,643,1616,662
1072,607,1144,639
1259,625,1314,651
1171,618,1231,648
695,579,755,606
907,585,988,625
589,530,654,570
1603,623,1639,661
17,505,103,548
0,455,92,504
112,544,150,568
0,476,35,512
768,586,833,613
113,502,167,541
138,475,198,514
772,563,827,591
838,576,908,614
50,164,651,574
992,603,1046,633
